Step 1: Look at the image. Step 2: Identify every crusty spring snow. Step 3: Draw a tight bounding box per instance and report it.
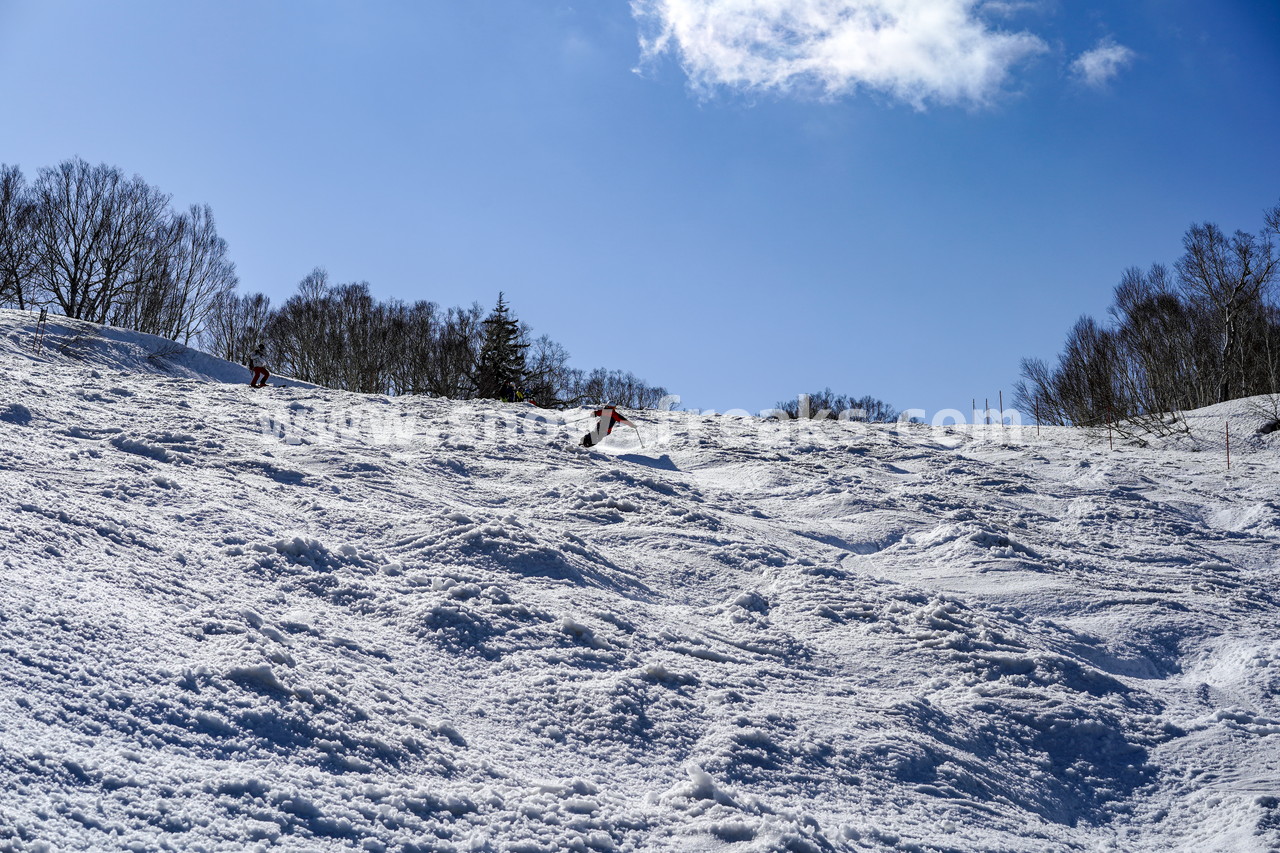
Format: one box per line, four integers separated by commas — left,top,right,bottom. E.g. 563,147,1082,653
1,309,1277,853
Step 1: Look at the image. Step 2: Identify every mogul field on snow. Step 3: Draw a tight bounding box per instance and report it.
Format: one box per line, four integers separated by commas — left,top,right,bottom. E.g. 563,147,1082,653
1,311,1278,852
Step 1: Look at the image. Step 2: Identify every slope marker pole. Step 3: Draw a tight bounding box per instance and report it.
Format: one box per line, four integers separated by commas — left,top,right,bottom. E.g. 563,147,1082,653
1226,420,1231,471
33,308,48,354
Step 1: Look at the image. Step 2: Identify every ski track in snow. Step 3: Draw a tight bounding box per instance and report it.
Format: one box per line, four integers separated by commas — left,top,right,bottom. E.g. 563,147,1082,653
1,310,1278,852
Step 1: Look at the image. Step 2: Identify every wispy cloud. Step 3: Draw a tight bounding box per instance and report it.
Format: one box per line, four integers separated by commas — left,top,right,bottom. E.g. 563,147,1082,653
977,0,1045,18
1070,39,1135,89
630,0,1047,108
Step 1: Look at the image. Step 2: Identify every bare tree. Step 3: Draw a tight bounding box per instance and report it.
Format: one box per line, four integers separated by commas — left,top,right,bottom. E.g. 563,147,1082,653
264,275,410,394
30,158,172,323
110,204,238,342
296,266,329,301
0,165,38,310
330,282,397,394
572,367,668,409
524,334,574,405
202,291,271,364
386,300,486,398
1015,317,1126,426
1014,357,1060,424
1061,316,1127,424
772,388,898,421
1020,201,1280,432
1109,264,1200,413
425,303,484,398
1176,210,1280,404
267,274,334,386
390,300,439,395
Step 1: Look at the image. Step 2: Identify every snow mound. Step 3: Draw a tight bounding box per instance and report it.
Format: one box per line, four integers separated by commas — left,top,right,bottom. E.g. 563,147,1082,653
0,308,313,388
1108,394,1280,455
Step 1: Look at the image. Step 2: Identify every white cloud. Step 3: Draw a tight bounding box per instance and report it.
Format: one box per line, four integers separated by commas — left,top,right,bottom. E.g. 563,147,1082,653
630,0,1047,108
1070,39,1135,89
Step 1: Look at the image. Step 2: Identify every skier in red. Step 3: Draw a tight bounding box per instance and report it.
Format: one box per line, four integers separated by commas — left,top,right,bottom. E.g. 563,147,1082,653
581,406,634,447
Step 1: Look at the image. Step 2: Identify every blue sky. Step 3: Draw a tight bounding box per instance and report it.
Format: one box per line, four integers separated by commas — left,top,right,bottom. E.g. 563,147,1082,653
2,0,1278,415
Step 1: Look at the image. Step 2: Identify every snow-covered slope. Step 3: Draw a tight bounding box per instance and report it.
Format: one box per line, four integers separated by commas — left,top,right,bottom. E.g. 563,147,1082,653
0,310,315,390
1,310,1278,853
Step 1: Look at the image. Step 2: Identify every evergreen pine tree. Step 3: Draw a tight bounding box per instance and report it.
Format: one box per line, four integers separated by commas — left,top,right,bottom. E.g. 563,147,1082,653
475,292,528,400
